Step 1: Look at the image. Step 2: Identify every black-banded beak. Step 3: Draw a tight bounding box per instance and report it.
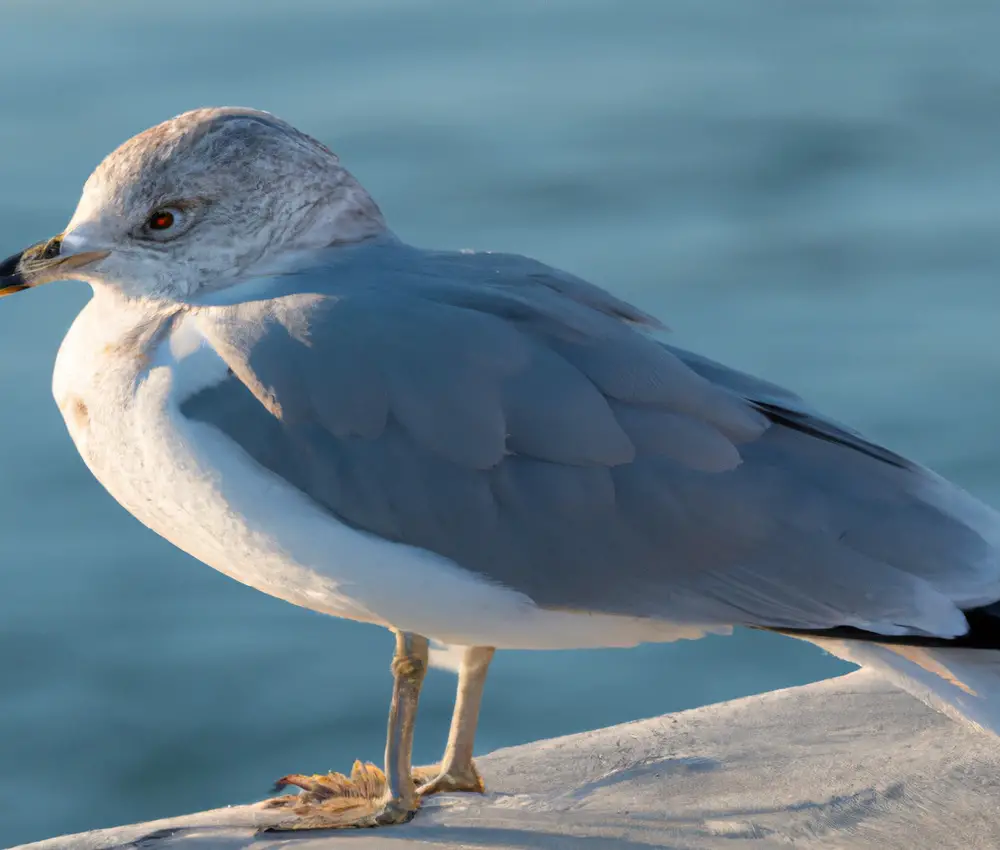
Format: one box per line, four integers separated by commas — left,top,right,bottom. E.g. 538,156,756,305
0,235,109,298
0,246,31,296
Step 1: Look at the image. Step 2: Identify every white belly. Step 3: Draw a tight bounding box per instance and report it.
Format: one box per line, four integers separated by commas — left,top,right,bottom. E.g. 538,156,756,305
52,293,708,649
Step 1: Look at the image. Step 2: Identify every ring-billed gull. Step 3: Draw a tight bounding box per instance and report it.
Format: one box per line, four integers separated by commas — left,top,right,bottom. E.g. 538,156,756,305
3,107,1000,830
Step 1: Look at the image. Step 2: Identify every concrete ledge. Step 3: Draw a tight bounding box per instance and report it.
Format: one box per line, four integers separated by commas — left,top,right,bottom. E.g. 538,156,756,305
15,670,1000,850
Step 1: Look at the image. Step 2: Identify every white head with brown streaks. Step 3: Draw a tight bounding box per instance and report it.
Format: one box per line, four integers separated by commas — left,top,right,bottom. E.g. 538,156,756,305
0,107,387,301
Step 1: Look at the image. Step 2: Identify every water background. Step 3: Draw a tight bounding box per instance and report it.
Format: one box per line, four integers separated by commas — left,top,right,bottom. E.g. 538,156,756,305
2,1,1000,845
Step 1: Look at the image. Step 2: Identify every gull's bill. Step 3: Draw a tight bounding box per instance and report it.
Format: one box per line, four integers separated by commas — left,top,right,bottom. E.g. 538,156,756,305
0,234,108,296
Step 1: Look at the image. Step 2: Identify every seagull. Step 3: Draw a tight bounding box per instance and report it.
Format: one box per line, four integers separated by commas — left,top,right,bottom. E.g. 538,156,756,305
4,106,1000,830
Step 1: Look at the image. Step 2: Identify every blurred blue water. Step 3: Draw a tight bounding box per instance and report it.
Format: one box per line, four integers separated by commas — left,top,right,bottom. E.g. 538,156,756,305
2,1,1000,845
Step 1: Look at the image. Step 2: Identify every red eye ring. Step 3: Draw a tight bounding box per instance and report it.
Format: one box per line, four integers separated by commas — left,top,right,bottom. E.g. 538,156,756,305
148,210,175,230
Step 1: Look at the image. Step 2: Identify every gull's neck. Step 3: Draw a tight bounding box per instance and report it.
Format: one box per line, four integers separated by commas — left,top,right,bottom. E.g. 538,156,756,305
87,283,185,335
52,286,183,405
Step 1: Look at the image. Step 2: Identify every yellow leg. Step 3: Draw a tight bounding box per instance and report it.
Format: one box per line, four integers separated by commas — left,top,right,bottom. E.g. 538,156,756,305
416,645,494,796
263,631,429,830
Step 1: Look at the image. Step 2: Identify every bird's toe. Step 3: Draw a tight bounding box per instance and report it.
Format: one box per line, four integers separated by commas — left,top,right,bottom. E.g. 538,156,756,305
414,760,486,796
260,761,418,830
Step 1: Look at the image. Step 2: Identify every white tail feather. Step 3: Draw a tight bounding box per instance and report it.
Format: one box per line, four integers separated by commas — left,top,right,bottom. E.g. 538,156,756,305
805,637,1000,736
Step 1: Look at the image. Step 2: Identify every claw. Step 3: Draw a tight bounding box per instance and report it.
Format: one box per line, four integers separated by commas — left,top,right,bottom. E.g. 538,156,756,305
271,773,314,793
269,762,389,805
259,761,417,831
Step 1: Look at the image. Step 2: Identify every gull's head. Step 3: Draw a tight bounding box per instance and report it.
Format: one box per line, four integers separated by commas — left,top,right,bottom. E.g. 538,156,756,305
0,107,386,301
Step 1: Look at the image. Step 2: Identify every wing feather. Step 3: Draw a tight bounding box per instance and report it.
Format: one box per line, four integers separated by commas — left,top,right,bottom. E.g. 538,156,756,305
182,238,1000,637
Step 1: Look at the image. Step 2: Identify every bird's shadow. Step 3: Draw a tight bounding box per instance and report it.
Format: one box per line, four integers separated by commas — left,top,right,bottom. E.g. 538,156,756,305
120,825,667,850
117,770,904,850
119,787,901,850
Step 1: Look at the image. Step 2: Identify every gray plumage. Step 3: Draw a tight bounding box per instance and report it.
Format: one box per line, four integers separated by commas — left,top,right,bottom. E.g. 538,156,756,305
11,106,1000,820
182,236,997,637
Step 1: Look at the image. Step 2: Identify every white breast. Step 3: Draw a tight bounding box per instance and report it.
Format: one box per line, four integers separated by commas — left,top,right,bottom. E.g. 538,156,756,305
54,297,383,625
52,291,708,650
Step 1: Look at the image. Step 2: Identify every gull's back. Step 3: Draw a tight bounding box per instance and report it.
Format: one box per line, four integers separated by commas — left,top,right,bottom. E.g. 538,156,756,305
182,237,1000,645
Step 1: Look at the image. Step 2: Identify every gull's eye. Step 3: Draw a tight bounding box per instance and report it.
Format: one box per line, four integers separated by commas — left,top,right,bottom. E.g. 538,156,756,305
148,209,176,231
135,202,198,241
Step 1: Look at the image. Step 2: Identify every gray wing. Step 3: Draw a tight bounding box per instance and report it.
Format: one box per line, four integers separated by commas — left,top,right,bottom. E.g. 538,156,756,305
184,239,1000,637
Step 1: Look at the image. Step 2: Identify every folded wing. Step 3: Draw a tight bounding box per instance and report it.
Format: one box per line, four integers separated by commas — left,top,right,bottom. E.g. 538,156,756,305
183,239,1000,638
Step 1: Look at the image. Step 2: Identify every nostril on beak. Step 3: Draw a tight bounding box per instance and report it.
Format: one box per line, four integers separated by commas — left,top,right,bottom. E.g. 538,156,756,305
41,237,62,260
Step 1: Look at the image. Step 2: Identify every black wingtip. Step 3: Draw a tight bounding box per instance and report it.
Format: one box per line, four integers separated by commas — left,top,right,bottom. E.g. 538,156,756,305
753,401,915,471
763,602,1000,649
